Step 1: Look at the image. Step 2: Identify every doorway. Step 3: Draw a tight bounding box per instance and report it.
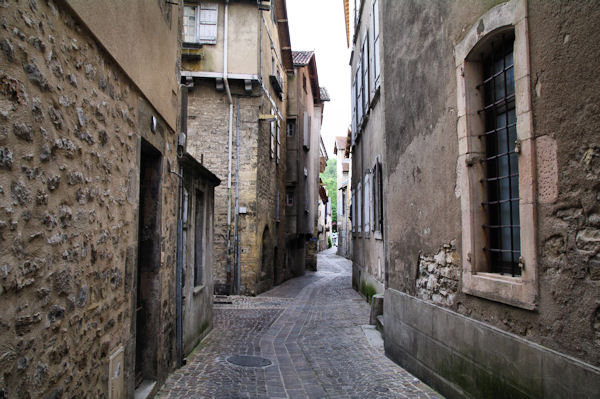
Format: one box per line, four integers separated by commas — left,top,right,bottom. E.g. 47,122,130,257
135,139,162,388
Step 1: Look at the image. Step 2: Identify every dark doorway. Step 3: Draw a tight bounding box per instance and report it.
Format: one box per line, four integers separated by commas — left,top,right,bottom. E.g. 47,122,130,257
261,226,271,281
135,139,162,387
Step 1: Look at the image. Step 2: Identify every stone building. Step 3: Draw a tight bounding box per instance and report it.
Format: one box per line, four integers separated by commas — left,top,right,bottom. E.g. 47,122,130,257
334,134,352,258
365,0,600,397
0,1,221,398
286,50,329,274
182,0,293,295
349,0,386,294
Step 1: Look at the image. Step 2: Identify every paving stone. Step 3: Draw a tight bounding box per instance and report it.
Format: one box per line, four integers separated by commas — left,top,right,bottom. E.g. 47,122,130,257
156,248,443,399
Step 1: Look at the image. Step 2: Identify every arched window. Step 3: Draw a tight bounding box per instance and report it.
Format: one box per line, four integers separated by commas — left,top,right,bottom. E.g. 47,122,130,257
455,0,537,310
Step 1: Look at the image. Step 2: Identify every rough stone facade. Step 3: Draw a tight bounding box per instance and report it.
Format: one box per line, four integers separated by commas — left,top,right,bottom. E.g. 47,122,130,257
415,242,460,308
378,0,600,396
183,1,292,296
0,1,181,397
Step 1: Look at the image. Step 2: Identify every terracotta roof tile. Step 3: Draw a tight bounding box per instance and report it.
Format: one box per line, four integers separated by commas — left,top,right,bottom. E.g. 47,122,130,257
292,50,314,66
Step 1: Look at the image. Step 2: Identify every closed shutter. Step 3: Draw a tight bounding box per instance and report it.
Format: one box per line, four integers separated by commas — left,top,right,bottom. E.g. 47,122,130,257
198,3,218,44
373,0,381,89
276,120,280,163
362,34,369,115
351,78,356,144
303,112,310,150
357,182,362,233
369,13,376,99
364,173,370,232
270,111,275,159
356,62,362,126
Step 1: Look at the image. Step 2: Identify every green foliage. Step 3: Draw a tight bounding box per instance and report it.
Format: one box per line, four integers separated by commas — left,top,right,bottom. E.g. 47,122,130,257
360,279,377,304
328,236,332,248
320,158,337,225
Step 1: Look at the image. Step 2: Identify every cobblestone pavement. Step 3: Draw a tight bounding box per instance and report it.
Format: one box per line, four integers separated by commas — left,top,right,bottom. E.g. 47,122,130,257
157,248,443,399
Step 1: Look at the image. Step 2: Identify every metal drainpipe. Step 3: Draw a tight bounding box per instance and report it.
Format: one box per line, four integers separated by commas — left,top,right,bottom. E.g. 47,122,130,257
175,85,188,367
234,97,241,294
223,0,234,293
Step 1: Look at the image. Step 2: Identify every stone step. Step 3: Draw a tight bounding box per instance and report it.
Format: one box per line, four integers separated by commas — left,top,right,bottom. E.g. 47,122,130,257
376,315,384,333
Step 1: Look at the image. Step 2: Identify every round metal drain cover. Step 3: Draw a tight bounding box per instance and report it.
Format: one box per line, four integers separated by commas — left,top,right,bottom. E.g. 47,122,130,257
226,355,272,368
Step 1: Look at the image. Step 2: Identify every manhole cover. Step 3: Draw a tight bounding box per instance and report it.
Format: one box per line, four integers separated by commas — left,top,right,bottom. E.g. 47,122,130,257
226,355,272,368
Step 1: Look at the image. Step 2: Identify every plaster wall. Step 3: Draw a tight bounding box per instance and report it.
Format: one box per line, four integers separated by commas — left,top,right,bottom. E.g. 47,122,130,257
65,0,180,130
182,2,259,76
381,0,600,381
350,0,386,292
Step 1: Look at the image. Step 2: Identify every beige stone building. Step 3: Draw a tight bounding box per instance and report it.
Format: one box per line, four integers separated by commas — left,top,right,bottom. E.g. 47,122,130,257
0,1,222,398
182,0,294,295
286,51,329,274
346,0,600,397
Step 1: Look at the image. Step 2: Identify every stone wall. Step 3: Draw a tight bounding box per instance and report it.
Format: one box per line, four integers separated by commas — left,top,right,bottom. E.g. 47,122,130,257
0,1,179,397
416,242,460,308
381,0,600,377
186,78,288,295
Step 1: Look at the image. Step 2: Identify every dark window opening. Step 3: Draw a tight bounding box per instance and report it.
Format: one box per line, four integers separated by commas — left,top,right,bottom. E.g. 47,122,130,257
194,190,205,287
480,32,520,277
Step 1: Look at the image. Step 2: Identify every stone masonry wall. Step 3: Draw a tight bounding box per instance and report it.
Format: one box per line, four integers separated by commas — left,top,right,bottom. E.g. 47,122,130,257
416,241,460,308
187,81,272,295
0,1,179,397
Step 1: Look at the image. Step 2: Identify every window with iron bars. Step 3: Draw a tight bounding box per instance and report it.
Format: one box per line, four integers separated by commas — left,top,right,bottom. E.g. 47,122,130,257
480,32,520,277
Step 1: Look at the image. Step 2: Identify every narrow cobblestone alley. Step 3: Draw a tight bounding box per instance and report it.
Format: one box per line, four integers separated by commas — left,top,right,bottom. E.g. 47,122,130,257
156,249,442,399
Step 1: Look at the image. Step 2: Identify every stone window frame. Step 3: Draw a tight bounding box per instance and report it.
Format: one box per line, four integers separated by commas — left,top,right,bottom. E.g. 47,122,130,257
455,0,537,310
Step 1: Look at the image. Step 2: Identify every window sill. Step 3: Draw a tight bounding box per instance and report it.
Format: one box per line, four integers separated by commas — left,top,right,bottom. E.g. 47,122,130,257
462,272,536,310
193,285,205,296
182,42,203,49
374,231,383,241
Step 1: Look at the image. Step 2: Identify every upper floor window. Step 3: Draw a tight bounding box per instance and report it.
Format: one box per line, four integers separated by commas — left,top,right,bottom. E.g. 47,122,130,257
194,190,205,287
303,112,311,151
287,119,296,137
184,3,218,45
371,0,380,90
372,159,383,235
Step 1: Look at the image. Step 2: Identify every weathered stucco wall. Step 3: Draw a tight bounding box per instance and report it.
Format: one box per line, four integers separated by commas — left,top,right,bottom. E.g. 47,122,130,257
184,2,259,76
350,0,386,293
65,0,180,130
0,1,180,397
382,0,600,377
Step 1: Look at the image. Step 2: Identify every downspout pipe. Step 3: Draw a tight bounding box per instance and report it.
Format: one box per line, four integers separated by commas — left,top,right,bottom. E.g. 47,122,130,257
224,0,234,293
175,85,188,368
235,96,241,294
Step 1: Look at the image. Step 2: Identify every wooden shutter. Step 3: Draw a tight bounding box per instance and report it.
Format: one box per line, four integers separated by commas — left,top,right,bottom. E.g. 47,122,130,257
198,3,218,44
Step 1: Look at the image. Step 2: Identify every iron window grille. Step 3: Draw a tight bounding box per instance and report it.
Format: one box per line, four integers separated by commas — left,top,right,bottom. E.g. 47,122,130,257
479,32,521,277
